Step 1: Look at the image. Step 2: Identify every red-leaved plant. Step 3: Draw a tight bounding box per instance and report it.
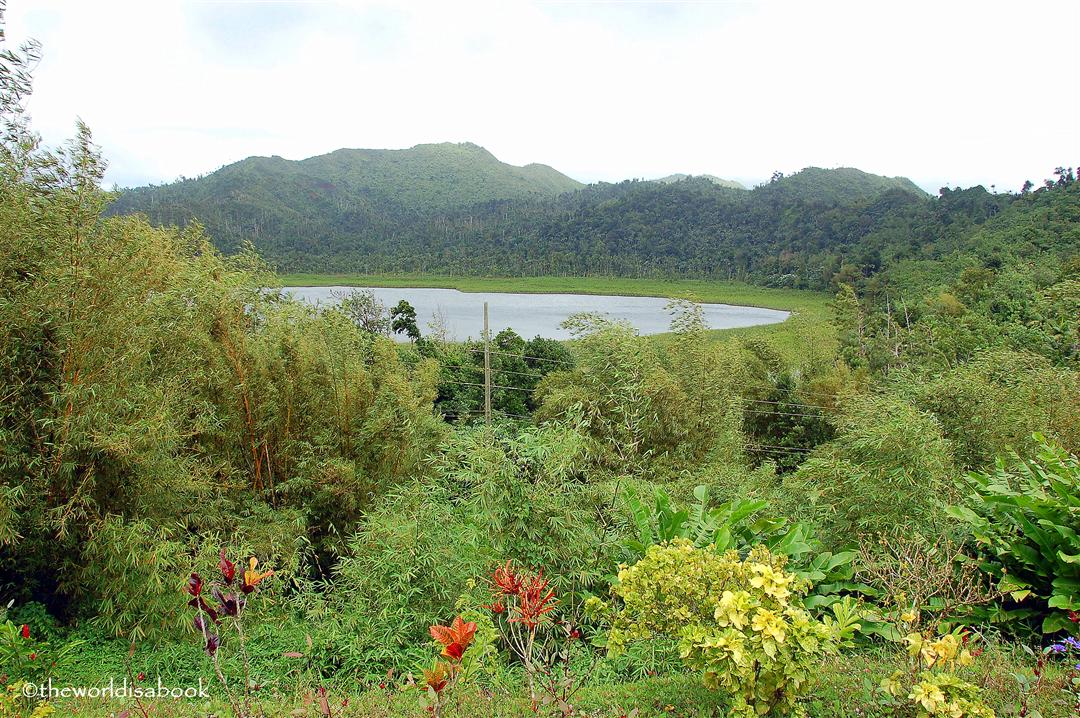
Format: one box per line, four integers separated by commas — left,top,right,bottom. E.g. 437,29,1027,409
408,615,477,717
185,549,273,718
484,561,590,716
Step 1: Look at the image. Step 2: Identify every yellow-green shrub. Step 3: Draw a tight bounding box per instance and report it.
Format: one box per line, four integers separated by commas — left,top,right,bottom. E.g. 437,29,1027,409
597,539,858,718
878,629,994,718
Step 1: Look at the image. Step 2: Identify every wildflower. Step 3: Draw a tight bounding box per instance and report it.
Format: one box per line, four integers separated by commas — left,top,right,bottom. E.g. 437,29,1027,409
931,634,961,663
429,616,477,660
1070,611,1079,623
137,673,145,682
241,557,273,594
1066,636,1080,650
219,549,236,585
901,611,917,623
28,653,36,661
1050,643,1067,654
19,625,29,640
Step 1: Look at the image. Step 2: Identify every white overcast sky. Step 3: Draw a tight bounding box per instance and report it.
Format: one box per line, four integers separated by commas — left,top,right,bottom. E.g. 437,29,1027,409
5,0,1079,192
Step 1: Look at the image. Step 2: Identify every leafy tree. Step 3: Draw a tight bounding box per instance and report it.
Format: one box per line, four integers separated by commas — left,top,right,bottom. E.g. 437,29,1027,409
390,299,421,341
334,288,389,336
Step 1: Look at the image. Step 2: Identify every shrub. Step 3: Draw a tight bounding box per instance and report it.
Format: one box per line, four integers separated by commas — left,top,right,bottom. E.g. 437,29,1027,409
856,532,1001,638
877,619,994,718
783,393,957,545
534,308,745,471
902,350,1080,470
409,615,478,718
597,539,859,718
330,482,490,677
947,436,1080,635
621,484,868,613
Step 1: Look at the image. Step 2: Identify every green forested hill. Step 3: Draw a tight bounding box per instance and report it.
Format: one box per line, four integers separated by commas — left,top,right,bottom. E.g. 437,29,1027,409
107,146,1078,296
106,142,583,253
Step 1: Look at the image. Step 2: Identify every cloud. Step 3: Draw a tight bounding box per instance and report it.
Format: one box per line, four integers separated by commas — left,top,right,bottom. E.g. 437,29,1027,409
6,0,1079,192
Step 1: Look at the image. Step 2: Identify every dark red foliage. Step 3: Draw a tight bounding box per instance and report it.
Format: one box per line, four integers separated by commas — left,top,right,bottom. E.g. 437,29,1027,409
219,549,236,585
213,587,240,617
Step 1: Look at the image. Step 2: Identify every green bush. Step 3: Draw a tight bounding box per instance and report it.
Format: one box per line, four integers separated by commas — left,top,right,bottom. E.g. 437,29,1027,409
948,436,1080,635
620,484,868,611
783,393,957,545
597,539,859,718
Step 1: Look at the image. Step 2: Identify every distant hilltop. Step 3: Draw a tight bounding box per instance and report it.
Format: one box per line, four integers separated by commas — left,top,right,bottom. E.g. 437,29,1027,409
652,173,747,190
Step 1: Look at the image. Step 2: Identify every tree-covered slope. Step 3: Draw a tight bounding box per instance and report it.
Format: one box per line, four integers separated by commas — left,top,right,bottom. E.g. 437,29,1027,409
109,151,1077,296
106,142,583,253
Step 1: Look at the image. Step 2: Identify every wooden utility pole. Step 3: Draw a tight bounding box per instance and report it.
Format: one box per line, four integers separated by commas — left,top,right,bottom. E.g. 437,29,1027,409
483,301,492,424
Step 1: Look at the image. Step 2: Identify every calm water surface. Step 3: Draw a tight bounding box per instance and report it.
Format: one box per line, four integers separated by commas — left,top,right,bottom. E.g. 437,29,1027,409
284,286,789,341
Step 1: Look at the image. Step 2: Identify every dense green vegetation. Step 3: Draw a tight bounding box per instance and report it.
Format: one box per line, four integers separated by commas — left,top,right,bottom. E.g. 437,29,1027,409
106,141,582,256
110,157,951,283
3,9,1080,718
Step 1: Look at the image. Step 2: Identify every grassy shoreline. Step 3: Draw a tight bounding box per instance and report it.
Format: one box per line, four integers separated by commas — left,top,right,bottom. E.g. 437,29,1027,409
274,273,829,314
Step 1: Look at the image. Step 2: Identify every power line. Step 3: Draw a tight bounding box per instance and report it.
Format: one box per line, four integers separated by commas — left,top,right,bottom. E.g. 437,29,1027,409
441,379,536,393
742,397,830,411
745,443,815,455
458,409,534,420
440,363,547,381
744,408,831,420
465,347,575,367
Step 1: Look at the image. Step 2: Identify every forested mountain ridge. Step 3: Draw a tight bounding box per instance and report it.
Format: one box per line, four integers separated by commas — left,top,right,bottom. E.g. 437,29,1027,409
106,141,583,253
107,143,954,283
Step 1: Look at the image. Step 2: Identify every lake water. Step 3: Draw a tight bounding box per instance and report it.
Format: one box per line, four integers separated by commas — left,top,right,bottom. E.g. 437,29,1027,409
283,286,789,341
